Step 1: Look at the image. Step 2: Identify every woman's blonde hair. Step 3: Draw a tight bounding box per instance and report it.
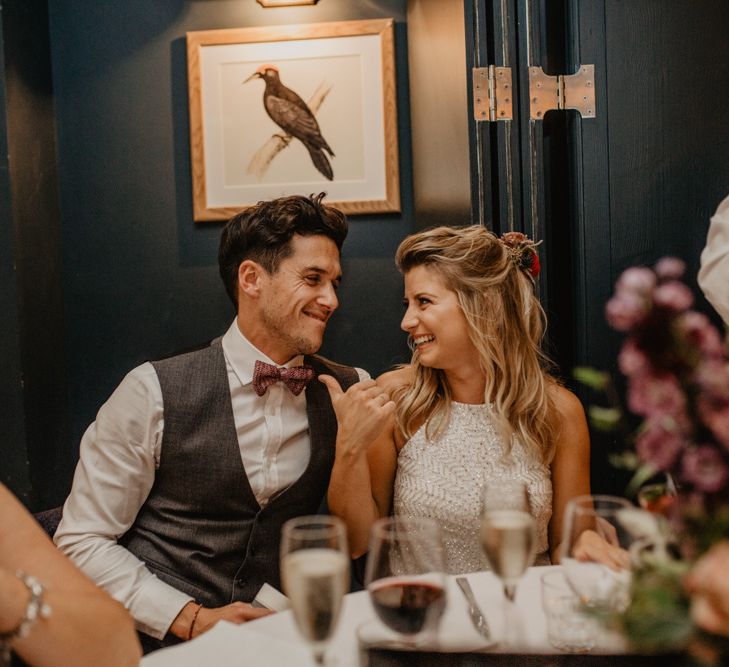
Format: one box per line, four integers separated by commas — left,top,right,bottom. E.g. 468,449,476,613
394,225,558,464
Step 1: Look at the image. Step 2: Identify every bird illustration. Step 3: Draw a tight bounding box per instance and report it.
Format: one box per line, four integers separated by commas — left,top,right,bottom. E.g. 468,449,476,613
244,64,335,180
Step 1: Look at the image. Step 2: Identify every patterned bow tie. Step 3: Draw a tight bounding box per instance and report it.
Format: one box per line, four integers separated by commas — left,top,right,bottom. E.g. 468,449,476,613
251,360,314,397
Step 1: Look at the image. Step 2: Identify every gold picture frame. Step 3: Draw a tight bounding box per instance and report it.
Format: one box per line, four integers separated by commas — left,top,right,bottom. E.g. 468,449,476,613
186,19,400,222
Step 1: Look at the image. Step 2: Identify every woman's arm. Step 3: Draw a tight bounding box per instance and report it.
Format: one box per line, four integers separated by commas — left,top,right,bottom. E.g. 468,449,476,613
328,416,399,557
326,368,407,557
0,484,141,667
547,386,591,561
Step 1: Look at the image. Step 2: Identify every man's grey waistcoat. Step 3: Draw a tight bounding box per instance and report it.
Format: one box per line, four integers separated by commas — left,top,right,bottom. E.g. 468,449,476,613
120,339,358,617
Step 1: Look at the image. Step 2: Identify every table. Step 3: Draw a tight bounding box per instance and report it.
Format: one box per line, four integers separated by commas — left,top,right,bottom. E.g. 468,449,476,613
141,566,630,667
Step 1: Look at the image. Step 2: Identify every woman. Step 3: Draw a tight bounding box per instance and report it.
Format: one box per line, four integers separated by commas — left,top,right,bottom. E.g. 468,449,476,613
327,226,590,572
0,484,140,666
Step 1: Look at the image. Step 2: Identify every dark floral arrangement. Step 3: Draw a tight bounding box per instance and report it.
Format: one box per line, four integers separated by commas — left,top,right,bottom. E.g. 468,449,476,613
575,257,729,658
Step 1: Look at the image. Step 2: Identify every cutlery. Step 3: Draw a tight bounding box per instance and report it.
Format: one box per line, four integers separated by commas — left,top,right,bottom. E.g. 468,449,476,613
456,576,492,642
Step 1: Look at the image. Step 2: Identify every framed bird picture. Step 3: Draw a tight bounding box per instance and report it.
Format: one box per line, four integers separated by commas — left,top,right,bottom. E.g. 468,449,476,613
186,19,400,221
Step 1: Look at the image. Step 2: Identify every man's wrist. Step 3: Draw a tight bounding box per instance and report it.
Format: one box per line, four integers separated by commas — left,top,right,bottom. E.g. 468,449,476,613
169,600,201,640
188,603,203,640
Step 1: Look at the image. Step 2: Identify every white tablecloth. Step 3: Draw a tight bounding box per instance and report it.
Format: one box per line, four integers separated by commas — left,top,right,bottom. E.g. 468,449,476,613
141,566,623,666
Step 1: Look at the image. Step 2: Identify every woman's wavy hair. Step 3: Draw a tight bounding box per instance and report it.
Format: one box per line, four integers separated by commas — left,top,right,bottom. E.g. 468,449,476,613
394,225,558,464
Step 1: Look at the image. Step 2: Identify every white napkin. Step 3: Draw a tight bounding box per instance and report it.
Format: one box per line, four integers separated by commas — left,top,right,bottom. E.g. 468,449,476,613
356,621,494,656
141,620,315,666
252,582,291,611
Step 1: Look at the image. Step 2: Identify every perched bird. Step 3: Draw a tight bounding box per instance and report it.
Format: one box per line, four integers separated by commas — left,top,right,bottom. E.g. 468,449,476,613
245,64,335,180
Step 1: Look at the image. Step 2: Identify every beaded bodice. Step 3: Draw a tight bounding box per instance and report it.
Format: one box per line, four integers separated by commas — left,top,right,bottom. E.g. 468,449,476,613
393,402,552,574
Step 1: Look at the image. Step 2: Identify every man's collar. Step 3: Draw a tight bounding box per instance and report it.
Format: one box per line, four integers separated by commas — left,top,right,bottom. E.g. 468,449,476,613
221,320,304,386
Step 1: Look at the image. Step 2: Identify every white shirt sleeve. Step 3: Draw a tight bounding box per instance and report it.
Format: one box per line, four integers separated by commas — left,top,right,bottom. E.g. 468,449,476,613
355,367,371,382
54,363,193,639
699,194,729,325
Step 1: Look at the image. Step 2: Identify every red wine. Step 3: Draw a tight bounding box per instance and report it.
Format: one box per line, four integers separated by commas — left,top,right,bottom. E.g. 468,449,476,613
369,580,446,635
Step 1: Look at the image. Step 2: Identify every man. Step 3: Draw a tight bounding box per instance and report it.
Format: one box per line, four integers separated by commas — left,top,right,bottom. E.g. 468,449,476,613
698,193,729,324
55,194,395,652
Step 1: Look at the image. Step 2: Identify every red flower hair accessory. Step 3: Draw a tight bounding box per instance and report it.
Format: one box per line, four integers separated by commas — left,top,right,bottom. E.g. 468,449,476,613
499,231,541,279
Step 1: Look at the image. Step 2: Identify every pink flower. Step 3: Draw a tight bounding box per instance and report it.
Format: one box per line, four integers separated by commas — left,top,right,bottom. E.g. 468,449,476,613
627,372,687,419
698,397,729,451
635,420,686,471
654,257,686,281
605,292,649,331
653,281,694,312
618,339,649,377
606,262,729,505
695,361,729,401
616,267,657,296
679,311,725,358
681,446,729,493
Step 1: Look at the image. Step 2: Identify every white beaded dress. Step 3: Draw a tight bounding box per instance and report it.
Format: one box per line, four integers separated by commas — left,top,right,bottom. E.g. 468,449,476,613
393,401,552,574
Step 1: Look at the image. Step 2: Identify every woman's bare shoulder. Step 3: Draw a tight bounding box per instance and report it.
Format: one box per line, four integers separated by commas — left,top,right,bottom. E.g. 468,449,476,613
548,383,586,418
547,382,589,454
376,365,413,393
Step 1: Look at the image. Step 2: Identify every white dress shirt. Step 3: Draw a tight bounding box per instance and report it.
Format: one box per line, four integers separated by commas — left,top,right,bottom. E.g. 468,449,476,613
55,320,368,639
699,193,729,325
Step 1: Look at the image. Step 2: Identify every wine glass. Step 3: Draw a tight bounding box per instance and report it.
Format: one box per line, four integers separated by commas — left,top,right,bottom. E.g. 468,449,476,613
561,495,652,613
479,480,537,646
365,516,446,647
280,515,349,665
637,473,678,518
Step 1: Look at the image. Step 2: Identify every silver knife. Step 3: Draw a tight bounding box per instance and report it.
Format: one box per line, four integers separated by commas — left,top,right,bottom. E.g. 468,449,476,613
456,576,492,641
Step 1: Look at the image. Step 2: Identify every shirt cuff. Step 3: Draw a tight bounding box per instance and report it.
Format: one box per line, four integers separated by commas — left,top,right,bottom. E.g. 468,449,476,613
129,575,195,640
355,367,371,382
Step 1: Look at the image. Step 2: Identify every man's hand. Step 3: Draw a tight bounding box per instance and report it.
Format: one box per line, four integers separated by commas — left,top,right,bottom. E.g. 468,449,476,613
685,540,729,637
319,376,396,458
170,601,272,640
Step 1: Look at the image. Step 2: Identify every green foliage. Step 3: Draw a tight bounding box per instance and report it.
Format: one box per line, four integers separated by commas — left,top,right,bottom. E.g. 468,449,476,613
587,405,623,431
625,464,660,498
608,451,640,470
573,366,611,392
620,558,694,653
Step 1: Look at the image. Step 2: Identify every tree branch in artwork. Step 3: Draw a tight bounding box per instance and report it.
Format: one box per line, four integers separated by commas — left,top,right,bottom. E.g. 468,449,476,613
246,82,332,181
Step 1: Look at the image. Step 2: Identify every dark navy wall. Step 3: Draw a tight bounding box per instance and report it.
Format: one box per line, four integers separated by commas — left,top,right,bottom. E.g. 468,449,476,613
1,0,69,508
47,1,413,461
0,9,31,500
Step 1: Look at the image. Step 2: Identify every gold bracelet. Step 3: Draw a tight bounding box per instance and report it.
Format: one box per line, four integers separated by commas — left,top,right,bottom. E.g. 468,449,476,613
0,571,52,662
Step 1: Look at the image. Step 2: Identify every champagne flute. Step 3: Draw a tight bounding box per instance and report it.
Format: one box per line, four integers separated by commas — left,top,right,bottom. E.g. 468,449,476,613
365,517,446,647
480,480,537,601
280,515,349,665
479,480,537,646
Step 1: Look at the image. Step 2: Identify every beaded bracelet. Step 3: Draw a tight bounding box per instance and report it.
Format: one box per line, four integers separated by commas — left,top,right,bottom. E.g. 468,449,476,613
0,572,52,663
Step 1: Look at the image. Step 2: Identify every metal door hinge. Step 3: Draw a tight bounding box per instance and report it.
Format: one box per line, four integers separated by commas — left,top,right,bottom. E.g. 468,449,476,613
529,64,596,120
473,66,513,122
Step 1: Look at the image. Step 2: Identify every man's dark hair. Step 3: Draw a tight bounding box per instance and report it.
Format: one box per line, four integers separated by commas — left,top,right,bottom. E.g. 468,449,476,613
218,193,348,307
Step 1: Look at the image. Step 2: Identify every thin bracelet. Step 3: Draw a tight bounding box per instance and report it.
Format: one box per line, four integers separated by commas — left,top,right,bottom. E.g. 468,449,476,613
187,603,203,641
0,571,52,662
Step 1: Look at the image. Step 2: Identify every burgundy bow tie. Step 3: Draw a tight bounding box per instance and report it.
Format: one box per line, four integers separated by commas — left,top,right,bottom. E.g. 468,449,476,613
252,360,314,397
